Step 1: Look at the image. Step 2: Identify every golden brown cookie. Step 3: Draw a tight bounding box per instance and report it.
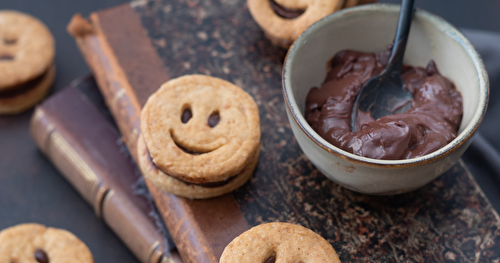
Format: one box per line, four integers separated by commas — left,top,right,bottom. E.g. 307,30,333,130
0,10,55,114
141,74,261,185
138,134,260,199
0,223,94,263
247,0,344,48
220,222,341,263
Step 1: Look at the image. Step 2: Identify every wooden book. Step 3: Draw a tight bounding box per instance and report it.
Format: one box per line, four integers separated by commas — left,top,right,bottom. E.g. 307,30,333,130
68,1,500,262
30,76,182,263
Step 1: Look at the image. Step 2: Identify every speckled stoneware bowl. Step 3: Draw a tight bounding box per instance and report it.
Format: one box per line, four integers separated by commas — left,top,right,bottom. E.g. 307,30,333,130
282,4,489,195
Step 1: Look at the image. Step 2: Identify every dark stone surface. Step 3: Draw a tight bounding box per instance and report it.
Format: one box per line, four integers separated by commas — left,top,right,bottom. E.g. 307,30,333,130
133,0,500,261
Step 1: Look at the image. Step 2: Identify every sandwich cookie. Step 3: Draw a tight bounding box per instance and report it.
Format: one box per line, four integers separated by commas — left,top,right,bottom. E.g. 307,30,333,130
247,0,343,48
0,10,55,115
139,74,261,199
220,222,341,263
0,223,94,263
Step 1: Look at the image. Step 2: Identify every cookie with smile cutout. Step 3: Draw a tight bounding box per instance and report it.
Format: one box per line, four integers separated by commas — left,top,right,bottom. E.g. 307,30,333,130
0,10,55,115
220,222,341,263
247,0,343,48
139,74,261,198
0,223,94,263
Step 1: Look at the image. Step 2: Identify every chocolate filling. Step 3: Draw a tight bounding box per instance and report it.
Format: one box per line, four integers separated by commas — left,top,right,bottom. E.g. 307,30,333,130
3,38,17,45
269,0,305,19
208,112,220,127
181,108,192,123
34,249,49,263
0,55,14,61
145,147,237,188
264,255,276,263
0,70,48,98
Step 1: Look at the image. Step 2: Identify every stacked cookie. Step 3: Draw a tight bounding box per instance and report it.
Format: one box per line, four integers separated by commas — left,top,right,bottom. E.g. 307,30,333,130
248,0,376,48
138,75,261,199
0,10,55,115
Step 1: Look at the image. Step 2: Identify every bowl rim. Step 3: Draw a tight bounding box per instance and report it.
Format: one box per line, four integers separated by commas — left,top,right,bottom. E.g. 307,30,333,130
282,4,489,168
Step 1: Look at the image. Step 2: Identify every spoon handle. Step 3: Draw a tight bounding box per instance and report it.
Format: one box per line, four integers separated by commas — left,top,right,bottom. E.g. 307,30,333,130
384,0,415,75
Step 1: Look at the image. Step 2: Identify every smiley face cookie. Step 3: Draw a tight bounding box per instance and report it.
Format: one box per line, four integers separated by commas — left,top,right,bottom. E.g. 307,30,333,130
248,0,343,48
0,10,55,115
139,74,261,198
0,223,94,263
220,222,341,263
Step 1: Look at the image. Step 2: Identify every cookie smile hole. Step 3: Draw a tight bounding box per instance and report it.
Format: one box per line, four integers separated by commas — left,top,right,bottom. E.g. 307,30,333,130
0,54,14,61
181,107,192,123
34,249,49,263
171,130,218,155
269,0,305,19
264,255,276,263
208,111,220,128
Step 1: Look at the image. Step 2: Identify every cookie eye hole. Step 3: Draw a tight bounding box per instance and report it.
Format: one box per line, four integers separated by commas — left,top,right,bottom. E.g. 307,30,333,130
0,55,14,61
264,255,276,263
208,111,220,128
3,38,17,45
34,249,49,263
269,0,305,19
181,107,192,123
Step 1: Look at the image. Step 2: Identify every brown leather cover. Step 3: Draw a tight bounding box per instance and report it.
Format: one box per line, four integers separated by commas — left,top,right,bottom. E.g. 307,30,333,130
69,5,249,263
68,2,500,262
30,77,182,263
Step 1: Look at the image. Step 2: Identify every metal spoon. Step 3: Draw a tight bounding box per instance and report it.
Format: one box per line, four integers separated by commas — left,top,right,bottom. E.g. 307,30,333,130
350,0,415,132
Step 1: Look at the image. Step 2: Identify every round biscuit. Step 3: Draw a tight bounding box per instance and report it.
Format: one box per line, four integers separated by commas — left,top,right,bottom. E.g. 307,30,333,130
0,223,94,263
247,0,343,48
220,222,341,263
141,74,261,184
0,10,55,89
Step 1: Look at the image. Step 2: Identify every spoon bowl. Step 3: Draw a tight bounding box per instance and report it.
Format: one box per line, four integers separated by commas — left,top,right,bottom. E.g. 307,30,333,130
351,0,415,131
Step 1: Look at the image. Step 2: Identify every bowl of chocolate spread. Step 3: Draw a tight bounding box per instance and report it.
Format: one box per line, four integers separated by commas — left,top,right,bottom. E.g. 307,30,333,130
282,4,489,195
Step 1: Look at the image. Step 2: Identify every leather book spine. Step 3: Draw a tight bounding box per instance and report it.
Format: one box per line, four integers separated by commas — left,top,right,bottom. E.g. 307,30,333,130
66,7,247,263
30,85,181,263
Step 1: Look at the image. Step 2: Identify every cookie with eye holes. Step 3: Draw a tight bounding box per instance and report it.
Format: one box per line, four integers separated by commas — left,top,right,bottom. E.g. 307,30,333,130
139,74,261,197
0,223,94,263
0,10,55,115
247,0,343,48
220,222,341,263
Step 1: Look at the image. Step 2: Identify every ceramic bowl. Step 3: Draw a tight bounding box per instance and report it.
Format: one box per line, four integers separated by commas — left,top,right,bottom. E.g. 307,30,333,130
282,4,489,195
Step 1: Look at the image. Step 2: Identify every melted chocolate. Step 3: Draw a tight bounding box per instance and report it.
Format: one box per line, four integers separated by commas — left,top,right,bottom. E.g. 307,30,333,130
0,70,48,98
305,48,463,160
269,0,305,19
